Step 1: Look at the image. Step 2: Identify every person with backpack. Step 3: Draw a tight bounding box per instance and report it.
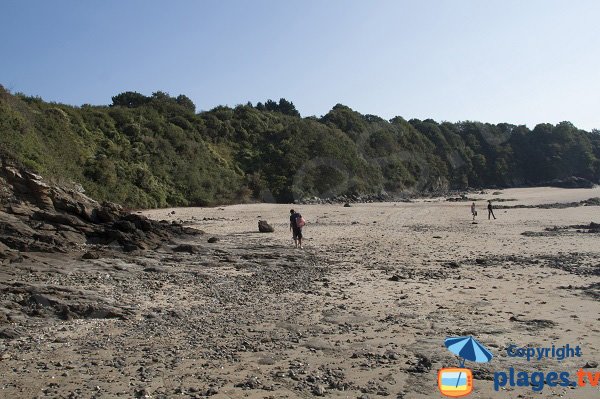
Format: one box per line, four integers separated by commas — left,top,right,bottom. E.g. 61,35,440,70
289,209,305,249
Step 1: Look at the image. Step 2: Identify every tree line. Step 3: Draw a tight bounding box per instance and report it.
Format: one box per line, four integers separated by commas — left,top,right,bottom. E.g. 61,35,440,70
1,86,598,208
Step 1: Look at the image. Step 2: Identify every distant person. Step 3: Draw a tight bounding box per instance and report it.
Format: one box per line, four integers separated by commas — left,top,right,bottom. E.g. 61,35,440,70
488,200,496,220
289,209,305,249
471,202,477,222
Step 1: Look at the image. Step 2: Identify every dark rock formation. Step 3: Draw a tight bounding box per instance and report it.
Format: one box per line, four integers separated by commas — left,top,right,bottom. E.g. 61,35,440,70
0,156,203,261
545,176,595,189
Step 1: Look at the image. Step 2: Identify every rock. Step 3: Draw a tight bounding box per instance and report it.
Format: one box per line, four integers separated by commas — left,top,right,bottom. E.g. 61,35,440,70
207,237,219,243
235,376,262,389
32,211,85,227
134,387,150,398
172,244,199,254
582,197,600,206
445,261,460,269
93,207,118,223
122,242,140,252
408,354,432,373
258,220,274,233
82,251,100,260
344,203,352,207
0,326,26,339
546,176,595,189
112,220,137,233
1,157,201,255
123,214,154,231
388,275,404,282
312,385,326,396
583,361,598,368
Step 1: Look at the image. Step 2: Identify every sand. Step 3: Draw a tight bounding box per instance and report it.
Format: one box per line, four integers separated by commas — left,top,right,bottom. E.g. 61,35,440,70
1,187,599,398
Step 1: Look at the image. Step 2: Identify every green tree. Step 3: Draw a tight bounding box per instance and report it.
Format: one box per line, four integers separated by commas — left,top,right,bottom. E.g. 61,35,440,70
111,91,149,108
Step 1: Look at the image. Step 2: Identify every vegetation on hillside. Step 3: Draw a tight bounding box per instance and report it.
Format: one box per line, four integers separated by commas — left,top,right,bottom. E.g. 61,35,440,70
1,85,598,208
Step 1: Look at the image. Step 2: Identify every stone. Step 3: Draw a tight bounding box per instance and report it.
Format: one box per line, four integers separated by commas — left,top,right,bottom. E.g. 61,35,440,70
113,220,137,233
258,220,274,233
173,244,199,254
312,385,326,396
82,251,100,260
0,326,26,339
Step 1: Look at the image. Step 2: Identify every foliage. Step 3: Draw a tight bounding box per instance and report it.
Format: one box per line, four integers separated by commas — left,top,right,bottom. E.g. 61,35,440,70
1,85,599,208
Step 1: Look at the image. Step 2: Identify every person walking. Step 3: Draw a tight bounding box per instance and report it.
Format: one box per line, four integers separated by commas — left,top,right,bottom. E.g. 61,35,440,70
487,200,496,220
471,202,477,223
289,209,304,249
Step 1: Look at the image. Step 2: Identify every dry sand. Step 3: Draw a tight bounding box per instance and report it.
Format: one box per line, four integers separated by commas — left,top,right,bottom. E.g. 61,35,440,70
1,187,599,398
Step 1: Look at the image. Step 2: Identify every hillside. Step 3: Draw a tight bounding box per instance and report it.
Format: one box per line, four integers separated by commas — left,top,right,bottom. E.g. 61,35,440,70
1,86,599,208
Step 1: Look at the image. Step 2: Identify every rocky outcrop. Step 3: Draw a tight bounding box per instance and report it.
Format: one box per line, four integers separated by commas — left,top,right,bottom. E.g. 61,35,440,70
0,156,202,262
545,176,596,189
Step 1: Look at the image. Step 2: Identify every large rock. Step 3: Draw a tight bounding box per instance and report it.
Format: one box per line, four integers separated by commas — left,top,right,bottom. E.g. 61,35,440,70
258,220,274,233
0,155,203,255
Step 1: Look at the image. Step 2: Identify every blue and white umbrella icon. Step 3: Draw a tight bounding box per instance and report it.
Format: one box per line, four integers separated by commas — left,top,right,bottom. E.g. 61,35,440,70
445,336,493,366
444,336,493,389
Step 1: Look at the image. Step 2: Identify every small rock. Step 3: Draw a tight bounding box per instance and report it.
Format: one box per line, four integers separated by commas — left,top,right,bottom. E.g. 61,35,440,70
82,251,100,260
313,385,326,396
172,244,198,254
388,275,404,282
207,237,219,243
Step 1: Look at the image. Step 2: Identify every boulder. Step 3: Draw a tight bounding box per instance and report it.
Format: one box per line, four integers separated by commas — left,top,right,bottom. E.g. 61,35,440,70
258,220,274,233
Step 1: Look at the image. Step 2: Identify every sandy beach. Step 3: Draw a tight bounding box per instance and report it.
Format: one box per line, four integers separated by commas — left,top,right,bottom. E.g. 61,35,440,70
1,187,599,398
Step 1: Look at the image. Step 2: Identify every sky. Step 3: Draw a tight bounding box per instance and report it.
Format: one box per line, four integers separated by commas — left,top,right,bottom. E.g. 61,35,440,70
1,0,599,131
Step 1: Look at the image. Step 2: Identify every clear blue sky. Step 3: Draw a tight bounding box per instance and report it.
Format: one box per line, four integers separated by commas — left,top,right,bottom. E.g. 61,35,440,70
1,0,599,130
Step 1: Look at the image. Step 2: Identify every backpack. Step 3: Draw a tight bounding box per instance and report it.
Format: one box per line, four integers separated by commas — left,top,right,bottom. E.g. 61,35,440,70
296,215,305,228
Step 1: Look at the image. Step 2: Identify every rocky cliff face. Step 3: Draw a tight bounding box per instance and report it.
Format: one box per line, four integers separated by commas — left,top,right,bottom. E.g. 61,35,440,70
0,156,201,263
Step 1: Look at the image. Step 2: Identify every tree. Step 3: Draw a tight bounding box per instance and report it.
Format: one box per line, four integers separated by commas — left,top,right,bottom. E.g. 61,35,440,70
111,92,149,108
264,99,278,112
175,94,196,113
277,98,300,117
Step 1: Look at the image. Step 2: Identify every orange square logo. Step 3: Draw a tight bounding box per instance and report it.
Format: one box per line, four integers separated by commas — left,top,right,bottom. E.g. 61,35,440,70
438,367,473,397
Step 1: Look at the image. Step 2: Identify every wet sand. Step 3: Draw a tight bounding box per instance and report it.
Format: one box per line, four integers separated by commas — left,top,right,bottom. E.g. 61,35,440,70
1,187,599,398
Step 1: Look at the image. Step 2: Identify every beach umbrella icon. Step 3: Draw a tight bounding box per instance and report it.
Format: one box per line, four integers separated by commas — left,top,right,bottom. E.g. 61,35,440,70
445,336,493,366
443,336,493,392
